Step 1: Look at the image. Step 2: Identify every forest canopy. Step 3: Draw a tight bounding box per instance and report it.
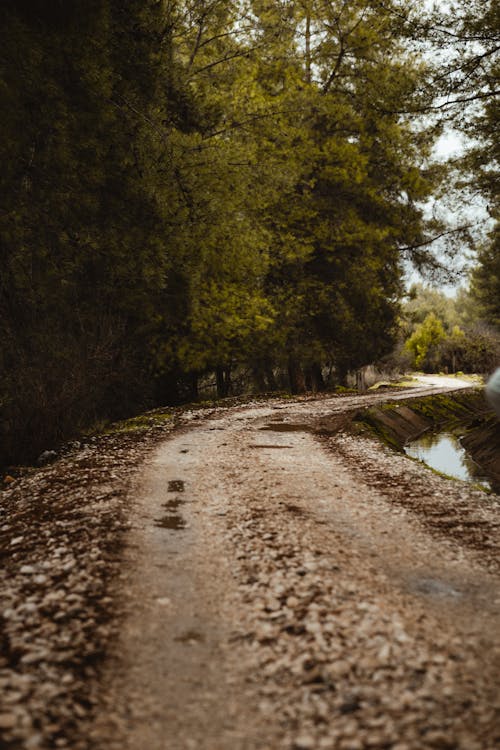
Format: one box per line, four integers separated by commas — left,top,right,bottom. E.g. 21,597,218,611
0,0,498,464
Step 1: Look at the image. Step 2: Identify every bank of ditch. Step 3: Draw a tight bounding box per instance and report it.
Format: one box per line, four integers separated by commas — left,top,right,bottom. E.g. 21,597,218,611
352,389,500,491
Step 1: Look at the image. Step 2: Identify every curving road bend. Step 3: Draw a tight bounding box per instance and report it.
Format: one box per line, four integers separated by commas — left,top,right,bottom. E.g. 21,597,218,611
94,380,500,750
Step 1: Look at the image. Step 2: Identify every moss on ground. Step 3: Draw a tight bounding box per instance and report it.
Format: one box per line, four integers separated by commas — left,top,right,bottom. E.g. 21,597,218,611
104,411,173,435
354,388,500,491
355,389,488,450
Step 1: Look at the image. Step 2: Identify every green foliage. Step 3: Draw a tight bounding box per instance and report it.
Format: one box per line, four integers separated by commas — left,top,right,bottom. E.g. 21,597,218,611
422,1,499,322
0,1,178,461
405,313,446,369
0,0,481,463
399,285,500,373
469,227,500,330
403,284,460,335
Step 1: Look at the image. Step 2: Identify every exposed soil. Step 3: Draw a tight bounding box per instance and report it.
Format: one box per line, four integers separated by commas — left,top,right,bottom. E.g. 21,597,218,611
1,378,499,750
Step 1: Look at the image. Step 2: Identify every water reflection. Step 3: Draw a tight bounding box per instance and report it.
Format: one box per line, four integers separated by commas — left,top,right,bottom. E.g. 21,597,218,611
404,432,491,490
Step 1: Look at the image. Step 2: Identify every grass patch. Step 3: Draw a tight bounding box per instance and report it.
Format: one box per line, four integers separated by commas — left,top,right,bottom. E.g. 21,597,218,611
104,410,173,435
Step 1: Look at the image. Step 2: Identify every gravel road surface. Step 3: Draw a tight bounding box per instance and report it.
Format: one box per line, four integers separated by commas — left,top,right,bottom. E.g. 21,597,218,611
1,379,499,750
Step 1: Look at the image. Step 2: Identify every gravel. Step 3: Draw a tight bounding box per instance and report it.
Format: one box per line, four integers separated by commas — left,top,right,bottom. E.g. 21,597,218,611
1,388,499,750
0,425,177,749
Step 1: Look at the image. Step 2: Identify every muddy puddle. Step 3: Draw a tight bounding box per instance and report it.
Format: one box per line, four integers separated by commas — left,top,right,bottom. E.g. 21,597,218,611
260,422,311,433
249,444,294,449
408,576,463,600
404,432,492,490
168,479,185,492
155,482,187,529
154,514,187,530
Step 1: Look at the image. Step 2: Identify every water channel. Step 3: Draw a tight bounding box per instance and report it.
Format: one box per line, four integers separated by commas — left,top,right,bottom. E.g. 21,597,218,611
404,431,492,491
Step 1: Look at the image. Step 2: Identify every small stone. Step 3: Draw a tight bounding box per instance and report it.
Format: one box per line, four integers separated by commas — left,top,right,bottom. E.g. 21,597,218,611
377,642,391,662
10,536,24,546
318,738,336,749
294,735,316,749
339,741,363,750
0,713,18,730
37,450,57,466
20,565,37,575
366,735,389,748
327,660,351,678
256,623,276,642
424,731,455,748
305,621,322,636
25,735,44,749
21,650,50,665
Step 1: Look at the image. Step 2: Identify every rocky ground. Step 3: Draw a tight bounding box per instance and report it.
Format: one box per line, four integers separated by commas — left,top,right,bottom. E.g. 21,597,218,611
0,412,184,749
1,384,499,750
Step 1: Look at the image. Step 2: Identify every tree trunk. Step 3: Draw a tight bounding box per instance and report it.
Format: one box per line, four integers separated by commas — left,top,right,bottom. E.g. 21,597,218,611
335,364,349,387
305,364,326,392
224,367,232,396
356,369,366,393
265,363,278,391
216,366,231,398
252,366,267,393
305,10,312,84
188,372,199,401
311,362,325,391
288,357,306,394
216,366,225,398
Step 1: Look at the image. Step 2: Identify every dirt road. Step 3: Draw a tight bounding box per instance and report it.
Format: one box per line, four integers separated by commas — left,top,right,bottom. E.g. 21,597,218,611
92,380,499,750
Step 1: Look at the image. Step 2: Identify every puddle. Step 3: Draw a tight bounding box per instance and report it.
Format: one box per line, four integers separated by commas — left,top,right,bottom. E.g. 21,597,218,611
174,629,205,644
404,432,492,490
154,514,187,530
168,480,185,492
409,576,462,599
155,496,187,529
285,503,306,516
249,444,294,449
261,422,311,433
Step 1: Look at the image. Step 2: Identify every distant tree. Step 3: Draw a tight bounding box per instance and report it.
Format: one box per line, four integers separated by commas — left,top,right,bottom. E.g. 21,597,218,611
400,285,500,374
422,0,499,333
469,227,500,330
439,325,466,373
405,313,446,370
402,284,460,335
454,323,500,374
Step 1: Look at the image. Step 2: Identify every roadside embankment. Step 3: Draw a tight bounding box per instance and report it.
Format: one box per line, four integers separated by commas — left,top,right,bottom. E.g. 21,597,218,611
354,389,500,489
